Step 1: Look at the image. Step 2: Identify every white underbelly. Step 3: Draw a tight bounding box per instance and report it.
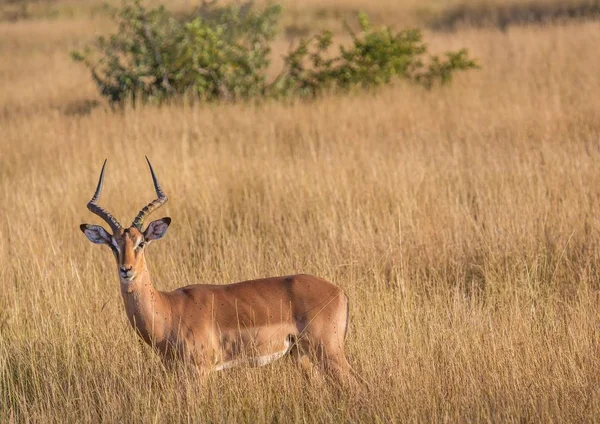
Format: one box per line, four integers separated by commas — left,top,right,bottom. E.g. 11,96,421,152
215,336,292,371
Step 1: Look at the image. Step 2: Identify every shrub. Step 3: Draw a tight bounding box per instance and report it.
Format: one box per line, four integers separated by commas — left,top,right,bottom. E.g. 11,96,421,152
72,0,479,105
273,13,478,96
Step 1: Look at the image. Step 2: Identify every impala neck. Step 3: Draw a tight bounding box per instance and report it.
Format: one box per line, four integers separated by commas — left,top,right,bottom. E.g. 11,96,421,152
119,256,169,345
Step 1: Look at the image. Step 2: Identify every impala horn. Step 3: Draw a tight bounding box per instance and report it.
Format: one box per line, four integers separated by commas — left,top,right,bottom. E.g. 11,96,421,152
87,159,123,233
131,156,168,230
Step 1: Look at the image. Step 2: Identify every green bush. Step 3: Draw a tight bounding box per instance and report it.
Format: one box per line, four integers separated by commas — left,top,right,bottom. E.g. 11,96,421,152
72,0,478,105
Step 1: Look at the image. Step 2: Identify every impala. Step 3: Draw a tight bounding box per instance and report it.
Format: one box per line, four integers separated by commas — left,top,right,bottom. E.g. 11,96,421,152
80,158,354,384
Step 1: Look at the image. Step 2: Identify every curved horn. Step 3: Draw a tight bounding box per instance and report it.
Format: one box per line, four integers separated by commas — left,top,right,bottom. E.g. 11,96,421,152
131,156,168,229
87,160,123,233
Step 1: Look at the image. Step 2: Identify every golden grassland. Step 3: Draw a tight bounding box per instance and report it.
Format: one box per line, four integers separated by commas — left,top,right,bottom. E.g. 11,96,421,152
2,0,600,422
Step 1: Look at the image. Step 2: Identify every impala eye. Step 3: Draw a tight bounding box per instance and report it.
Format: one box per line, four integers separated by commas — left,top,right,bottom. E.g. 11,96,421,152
137,241,147,249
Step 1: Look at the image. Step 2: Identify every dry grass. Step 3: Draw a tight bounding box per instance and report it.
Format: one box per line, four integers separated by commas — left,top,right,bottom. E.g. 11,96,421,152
2,1,600,422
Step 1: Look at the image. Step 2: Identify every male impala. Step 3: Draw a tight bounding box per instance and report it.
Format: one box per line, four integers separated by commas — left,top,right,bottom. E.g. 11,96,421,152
80,158,353,384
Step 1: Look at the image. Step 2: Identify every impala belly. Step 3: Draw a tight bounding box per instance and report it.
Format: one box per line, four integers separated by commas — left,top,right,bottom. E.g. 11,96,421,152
214,334,292,371
209,322,296,371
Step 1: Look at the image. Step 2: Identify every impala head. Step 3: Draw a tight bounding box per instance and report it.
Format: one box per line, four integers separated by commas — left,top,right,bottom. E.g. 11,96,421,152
80,157,171,283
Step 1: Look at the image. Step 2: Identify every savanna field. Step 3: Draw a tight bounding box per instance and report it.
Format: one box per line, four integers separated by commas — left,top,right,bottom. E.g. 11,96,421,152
2,0,600,422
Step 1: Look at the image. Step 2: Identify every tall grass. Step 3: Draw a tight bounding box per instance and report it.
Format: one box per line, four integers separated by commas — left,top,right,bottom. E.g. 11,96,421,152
1,2,600,422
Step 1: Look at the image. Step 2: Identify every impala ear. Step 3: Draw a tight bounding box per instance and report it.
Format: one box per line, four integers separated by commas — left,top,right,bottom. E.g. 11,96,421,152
80,224,113,245
144,217,171,241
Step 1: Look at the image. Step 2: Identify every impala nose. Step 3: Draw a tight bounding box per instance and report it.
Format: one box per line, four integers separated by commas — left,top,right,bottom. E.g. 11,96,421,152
119,266,134,279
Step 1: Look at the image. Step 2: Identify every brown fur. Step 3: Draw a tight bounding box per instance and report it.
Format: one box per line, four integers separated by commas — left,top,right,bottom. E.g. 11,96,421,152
83,219,353,384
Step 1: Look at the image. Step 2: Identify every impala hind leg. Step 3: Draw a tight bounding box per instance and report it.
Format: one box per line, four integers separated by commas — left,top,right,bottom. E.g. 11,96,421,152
313,336,367,395
289,338,326,387
322,353,351,383
318,344,358,388
290,339,344,385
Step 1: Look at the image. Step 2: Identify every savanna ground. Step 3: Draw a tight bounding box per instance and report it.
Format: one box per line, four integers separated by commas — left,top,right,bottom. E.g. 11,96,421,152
2,0,600,422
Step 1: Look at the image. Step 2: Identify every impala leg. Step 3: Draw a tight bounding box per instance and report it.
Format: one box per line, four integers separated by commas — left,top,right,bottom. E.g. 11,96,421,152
161,343,210,382
290,337,349,387
323,354,350,381
324,355,360,390
289,339,326,387
312,338,364,394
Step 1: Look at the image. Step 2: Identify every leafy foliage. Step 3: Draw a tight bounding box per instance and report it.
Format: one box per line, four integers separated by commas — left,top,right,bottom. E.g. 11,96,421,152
72,1,479,105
